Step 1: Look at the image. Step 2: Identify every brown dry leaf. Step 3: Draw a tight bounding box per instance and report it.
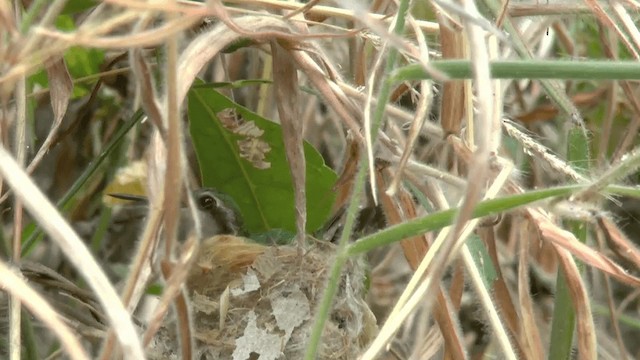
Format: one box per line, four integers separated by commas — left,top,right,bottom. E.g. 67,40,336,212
438,15,465,135
515,87,607,123
376,166,466,360
272,40,306,240
26,57,73,174
130,49,166,138
597,215,640,271
555,246,597,360
376,165,428,269
478,227,526,358
517,220,545,360
332,135,360,211
47,58,73,129
528,208,640,287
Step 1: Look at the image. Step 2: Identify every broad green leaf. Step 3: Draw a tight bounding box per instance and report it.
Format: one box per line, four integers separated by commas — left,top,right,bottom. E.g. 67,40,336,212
62,0,99,15
188,84,337,235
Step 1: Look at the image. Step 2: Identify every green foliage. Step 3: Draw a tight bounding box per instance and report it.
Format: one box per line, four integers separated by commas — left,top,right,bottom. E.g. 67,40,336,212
567,125,591,175
30,15,104,97
467,235,497,288
61,0,99,15
188,83,337,238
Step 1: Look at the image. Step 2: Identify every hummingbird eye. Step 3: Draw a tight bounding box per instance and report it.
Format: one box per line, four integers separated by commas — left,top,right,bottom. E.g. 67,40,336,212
198,193,217,210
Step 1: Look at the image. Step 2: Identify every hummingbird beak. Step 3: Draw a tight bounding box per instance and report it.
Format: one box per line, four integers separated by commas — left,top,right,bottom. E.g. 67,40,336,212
107,193,193,207
107,193,149,204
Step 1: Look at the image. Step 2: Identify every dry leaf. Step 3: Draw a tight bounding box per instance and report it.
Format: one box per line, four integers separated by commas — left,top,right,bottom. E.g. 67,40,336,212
271,40,306,240
528,208,640,287
26,57,73,174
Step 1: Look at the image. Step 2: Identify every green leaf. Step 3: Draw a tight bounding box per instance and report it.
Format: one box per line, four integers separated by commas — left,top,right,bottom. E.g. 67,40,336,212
188,84,337,235
567,125,591,175
467,235,497,288
61,0,99,15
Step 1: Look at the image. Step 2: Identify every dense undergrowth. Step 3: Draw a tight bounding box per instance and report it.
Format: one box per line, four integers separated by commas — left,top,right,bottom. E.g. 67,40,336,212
1,1,640,359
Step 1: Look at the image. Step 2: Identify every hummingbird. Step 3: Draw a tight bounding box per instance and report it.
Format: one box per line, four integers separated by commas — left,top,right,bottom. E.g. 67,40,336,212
107,188,244,244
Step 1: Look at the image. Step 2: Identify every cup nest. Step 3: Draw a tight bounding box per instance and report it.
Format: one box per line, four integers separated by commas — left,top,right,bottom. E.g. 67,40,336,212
149,235,377,359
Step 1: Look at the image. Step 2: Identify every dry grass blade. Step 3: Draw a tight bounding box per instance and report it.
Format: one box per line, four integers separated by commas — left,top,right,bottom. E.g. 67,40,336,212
438,16,465,136
221,0,439,32
130,49,166,138
595,228,631,360
0,146,144,359
143,236,199,347
446,0,496,261
554,247,597,360
0,2,13,32
478,227,526,357
8,0,640,358
99,206,164,360
610,2,640,56
290,49,364,143
517,220,545,360
376,167,467,359
271,40,306,242
585,0,640,59
176,16,287,103
24,58,73,174
36,15,202,49
161,0,183,258
0,260,90,360
384,187,468,360
528,208,640,287
597,215,640,271
387,17,433,196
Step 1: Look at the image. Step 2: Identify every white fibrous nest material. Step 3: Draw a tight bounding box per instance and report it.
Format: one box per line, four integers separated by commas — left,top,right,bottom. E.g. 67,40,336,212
149,235,377,359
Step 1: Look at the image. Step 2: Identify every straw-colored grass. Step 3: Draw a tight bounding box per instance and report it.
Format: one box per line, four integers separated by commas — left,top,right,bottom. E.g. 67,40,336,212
1,1,640,359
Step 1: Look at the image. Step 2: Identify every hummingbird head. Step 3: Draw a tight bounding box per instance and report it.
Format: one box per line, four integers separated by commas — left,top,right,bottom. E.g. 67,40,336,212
108,188,244,238
193,188,244,237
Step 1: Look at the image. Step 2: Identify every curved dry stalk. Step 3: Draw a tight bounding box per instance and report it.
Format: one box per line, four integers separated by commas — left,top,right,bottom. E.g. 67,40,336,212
0,260,90,360
386,17,434,196
517,221,545,360
23,58,73,181
527,208,640,287
0,145,145,359
271,41,306,242
554,247,597,360
213,0,440,33
36,15,201,49
142,237,199,347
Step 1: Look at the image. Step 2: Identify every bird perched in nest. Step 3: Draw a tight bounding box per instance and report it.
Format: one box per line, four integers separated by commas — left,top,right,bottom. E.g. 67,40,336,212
102,188,246,263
